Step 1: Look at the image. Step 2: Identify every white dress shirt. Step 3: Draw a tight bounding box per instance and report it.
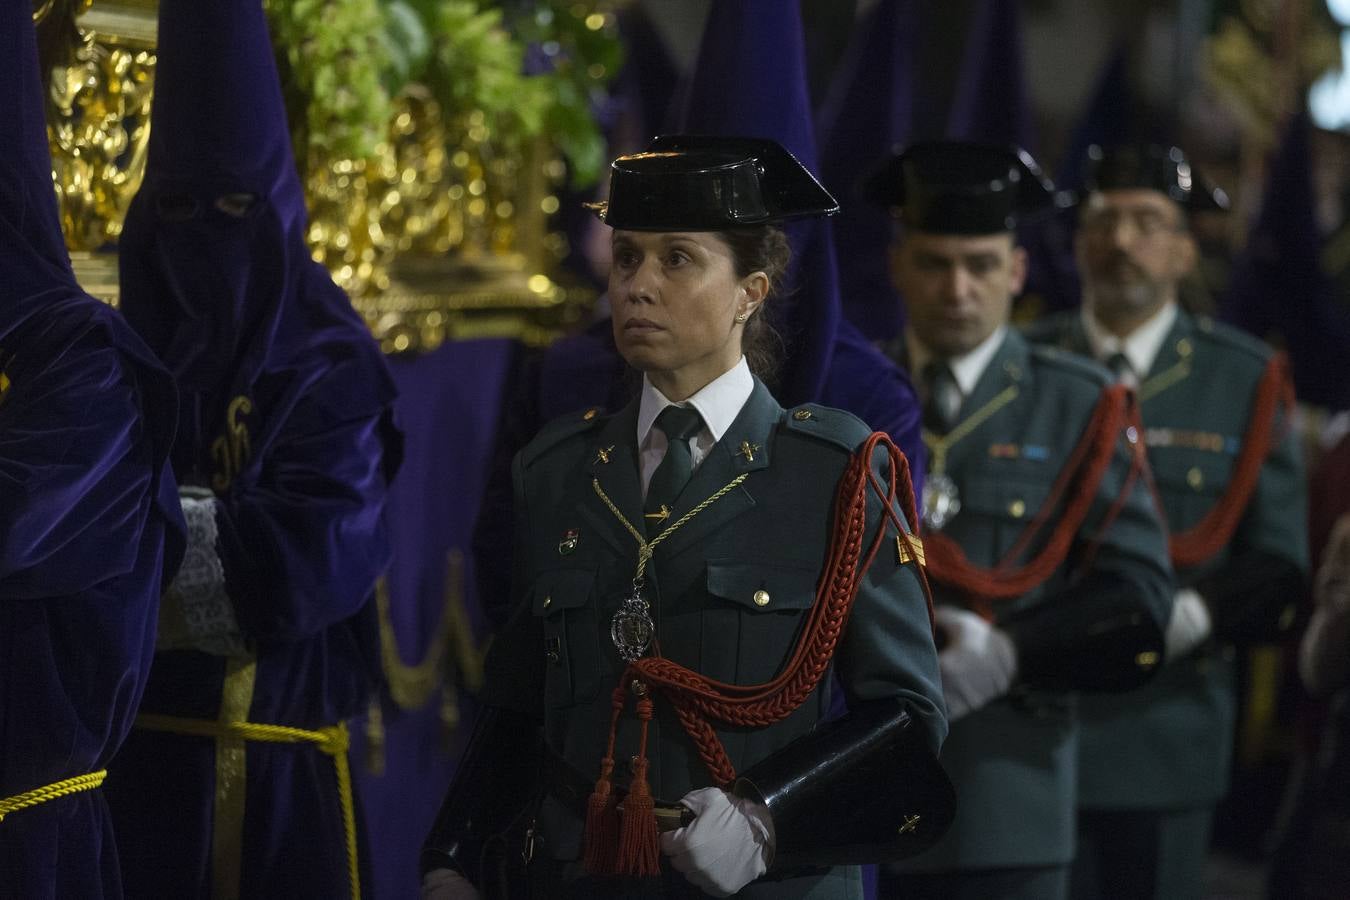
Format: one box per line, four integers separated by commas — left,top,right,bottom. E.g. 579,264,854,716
906,324,1009,400
636,356,754,498
1080,300,1179,387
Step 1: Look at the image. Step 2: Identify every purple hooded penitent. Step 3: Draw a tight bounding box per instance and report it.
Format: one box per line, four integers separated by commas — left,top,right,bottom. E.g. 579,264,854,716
0,0,185,894
106,0,400,896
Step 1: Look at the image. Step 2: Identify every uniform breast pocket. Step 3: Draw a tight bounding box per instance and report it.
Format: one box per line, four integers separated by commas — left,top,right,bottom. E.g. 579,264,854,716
958,474,1050,563
531,568,600,708
1152,449,1233,532
702,560,818,686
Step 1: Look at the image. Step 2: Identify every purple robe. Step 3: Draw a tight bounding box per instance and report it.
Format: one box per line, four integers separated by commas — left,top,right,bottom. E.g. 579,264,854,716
0,2,184,896
102,0,399,896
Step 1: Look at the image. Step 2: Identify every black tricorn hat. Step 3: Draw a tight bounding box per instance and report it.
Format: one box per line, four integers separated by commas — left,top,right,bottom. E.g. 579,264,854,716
1083,143,1230,212
864,141,1062,235
586,135,839,230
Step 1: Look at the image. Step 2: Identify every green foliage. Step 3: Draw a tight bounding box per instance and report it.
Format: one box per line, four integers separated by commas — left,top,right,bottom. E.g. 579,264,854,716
264,0,396,162
263,0,620,187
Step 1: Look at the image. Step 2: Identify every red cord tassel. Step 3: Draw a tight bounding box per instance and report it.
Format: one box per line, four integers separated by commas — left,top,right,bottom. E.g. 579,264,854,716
615,697,660,876
582,686,628,875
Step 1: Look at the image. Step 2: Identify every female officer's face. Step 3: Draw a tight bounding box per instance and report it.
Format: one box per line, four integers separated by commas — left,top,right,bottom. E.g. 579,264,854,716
609,230,766,400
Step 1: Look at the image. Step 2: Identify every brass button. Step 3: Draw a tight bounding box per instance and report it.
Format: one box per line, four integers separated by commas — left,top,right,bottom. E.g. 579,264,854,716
1135,650,1159,669
630,679,648,697
793,409,812,421
542,594,552,610
1186,467,1204,491
1176,338,1194,358
1008,499,1026,518
753,590,771,607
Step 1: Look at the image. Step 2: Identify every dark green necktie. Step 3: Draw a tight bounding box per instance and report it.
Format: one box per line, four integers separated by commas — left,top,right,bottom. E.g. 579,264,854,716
1105,351,1134,384
645,405,704,533
921,361,961,435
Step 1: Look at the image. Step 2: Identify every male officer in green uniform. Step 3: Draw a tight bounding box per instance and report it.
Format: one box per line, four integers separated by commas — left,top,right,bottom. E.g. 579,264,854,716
869,141,1175,900
1025,144,1309,900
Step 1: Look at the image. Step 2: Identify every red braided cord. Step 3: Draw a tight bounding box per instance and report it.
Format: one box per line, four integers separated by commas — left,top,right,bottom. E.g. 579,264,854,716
921,385,1133,601
625,433,928,788
1167,353,1295,569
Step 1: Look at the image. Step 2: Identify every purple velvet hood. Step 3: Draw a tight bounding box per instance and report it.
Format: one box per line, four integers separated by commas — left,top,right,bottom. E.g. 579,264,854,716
118,0,397,483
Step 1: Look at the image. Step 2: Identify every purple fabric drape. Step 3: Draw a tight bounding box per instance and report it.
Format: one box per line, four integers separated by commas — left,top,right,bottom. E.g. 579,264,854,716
944,0,1036,152
673,0,924,480
348,339,517,900
816,0,919,342
0,1,184,896
107,0,400,895
1223,111,1350,410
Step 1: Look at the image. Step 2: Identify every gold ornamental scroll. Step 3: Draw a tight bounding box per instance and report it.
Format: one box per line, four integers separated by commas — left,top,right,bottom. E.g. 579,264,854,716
37,0,595,345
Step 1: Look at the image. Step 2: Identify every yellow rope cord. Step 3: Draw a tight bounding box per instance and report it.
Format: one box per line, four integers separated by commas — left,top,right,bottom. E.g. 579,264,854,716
136,715,359,900
0,770,107,823
921,384,1020,475
591,473,748,581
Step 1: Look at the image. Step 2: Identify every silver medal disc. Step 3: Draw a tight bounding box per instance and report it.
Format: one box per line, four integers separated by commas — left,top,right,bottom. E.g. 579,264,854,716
610,590,655,661
922,472,961,531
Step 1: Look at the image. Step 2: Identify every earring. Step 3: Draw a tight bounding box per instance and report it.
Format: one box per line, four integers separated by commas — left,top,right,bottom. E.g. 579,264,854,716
735,313,748,323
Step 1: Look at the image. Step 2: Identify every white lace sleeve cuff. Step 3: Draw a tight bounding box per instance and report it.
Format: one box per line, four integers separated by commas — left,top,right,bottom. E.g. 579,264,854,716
158,493,249,657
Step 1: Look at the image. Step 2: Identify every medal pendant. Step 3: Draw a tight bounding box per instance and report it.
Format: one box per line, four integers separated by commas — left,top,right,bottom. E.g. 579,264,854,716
922,472,962,531
610,585,655,661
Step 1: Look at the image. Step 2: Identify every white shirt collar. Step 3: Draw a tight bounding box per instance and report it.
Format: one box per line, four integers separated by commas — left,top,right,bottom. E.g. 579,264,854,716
1080,300,1178,379
906,325,1008,397
637,356,754,448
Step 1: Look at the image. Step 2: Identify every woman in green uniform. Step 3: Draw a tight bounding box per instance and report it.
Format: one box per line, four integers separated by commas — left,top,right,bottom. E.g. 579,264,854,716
421,136,950,899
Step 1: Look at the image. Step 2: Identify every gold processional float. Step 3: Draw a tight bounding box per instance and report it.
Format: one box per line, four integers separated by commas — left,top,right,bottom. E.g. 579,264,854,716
33,0,619,768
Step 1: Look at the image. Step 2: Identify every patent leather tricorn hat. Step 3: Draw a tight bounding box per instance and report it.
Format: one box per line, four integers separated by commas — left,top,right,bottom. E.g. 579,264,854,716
865,140,1062,234
1082,143,1230,212
586,135,839,230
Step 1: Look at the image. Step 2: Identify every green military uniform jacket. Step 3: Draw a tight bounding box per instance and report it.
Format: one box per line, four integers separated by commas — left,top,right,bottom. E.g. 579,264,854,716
890,329,1173,870
1026,309,1309,809
482,377,946,898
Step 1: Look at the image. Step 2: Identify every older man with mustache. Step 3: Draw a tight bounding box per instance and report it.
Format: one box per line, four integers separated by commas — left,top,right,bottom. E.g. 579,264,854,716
1027,144,1308,900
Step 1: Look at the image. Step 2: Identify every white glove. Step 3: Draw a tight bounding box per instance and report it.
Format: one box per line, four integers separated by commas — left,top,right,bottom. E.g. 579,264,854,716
660,786,774,897
934,606,1017,721
1164,588,1213,662
421,868,480,900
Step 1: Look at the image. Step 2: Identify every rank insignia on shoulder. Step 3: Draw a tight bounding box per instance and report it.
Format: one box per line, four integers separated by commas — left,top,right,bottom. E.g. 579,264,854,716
558,528,580,555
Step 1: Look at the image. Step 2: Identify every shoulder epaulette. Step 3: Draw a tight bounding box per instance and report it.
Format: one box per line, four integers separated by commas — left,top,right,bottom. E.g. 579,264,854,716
1028,343,1112,387
1190,316,1275,366
781,403,874,453
520,406,605,468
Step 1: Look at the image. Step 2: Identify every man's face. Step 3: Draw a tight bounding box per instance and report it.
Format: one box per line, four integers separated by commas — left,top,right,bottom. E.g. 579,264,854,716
1076,188,1196,317
890,230,1026,357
